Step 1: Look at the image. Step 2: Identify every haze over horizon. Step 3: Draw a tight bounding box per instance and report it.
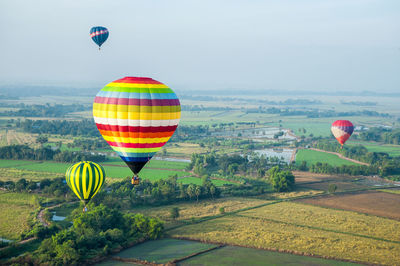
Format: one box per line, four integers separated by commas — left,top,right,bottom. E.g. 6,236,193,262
0,0,399,92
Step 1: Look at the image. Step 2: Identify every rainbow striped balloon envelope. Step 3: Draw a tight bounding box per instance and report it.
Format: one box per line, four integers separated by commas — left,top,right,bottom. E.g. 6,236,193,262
93,77,181,175
331,120,354,146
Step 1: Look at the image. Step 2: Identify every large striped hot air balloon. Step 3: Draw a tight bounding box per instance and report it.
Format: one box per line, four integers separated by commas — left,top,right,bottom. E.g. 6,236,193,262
93,77,181,185
65,161,105,209
331,120,354,146
90,26,109,50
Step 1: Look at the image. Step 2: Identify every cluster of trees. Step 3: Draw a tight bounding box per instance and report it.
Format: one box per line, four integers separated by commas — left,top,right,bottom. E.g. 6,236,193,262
0,145,105,163
267,166,295,192
13,205,163,265
18,119,100,137
188,153,286,178
359,128,400,145
0,177,71,198
304,162,379,176
0,104,90,117
92,176,221,208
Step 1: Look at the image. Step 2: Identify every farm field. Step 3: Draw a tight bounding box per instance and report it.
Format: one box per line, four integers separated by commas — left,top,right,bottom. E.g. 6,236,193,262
164,143,206,158
6,161,187,181
169,214,400,265
103,158,189,170
130,197,270,224
0,192,37,240
113,238,217,264
298,181,370,192
0,159,38,168
296,149,359,166
0,168,63,182
179,245,358,266
240,202,400,242
97,260,139,266
347,141,400,157
298,191,400,220
379,188,400,195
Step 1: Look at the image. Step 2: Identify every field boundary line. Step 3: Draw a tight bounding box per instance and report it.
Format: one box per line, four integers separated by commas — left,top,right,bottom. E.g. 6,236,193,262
234,213,400,245
168,243,224,265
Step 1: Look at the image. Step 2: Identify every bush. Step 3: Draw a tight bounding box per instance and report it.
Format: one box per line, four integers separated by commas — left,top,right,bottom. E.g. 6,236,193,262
169,207,180,220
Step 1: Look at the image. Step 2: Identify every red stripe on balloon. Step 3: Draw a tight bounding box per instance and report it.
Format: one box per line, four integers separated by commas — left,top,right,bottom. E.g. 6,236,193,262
95,123,178,133
94,97,180,106
113,77,163,84
332,120,353,127
106,141,166,148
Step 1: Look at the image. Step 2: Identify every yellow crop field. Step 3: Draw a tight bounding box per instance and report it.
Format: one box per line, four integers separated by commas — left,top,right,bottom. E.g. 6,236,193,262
0,192,37,240
169,215,400,265
257,189,324,200
130,197,270,222
241,202,400,242
0,167,63,182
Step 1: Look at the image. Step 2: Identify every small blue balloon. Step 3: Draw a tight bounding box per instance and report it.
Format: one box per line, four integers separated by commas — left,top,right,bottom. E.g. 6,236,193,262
90,26,109,49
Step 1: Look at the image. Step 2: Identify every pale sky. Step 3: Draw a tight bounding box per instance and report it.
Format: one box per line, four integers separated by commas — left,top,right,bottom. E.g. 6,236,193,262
0,0,399,92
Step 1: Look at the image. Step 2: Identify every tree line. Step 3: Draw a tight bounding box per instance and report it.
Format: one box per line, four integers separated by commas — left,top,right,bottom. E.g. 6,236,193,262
0,104,90,117
359,127,400,145
0,144,106,162
18,119,100,137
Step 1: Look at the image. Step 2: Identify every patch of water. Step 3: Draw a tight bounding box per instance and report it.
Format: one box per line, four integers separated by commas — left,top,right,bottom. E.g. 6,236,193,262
0,237,13,243
211,127,296,140
153,157,191,163
52,212,66,221
253,148,294,164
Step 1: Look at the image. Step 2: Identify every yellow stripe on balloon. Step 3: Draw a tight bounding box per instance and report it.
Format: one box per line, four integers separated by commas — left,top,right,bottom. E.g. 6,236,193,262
93,103,180,113
82,163,88,199
70,163,82,200
111,146,162,153
92,163,104,196
75,164,82,195
93,110,181,120
102,135,171,144
86,163,93,199
107,82,169,89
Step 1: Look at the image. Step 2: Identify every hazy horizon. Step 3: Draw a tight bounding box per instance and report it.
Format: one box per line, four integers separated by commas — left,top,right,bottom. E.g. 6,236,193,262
1,0,399,92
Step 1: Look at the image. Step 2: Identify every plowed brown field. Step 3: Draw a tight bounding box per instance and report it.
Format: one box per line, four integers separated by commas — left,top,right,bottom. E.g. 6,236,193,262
298,191,400,220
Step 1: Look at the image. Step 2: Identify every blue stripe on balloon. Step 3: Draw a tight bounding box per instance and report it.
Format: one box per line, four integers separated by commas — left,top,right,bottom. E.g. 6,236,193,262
116,151,157,158
334,126,354,135
119,156,152,162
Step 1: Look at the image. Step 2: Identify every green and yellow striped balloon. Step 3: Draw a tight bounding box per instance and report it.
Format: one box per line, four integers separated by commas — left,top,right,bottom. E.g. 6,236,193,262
65,161,105,205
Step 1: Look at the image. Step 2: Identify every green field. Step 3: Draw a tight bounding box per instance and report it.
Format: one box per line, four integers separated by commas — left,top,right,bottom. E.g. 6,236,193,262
296,149,358,166
0,192,37,240
0,159,38,168
113,238,217,263
0,167,63,182
104,158,189,170
347,141,400,157
97,260,140,266
179,245,358,266
8,161,188,181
